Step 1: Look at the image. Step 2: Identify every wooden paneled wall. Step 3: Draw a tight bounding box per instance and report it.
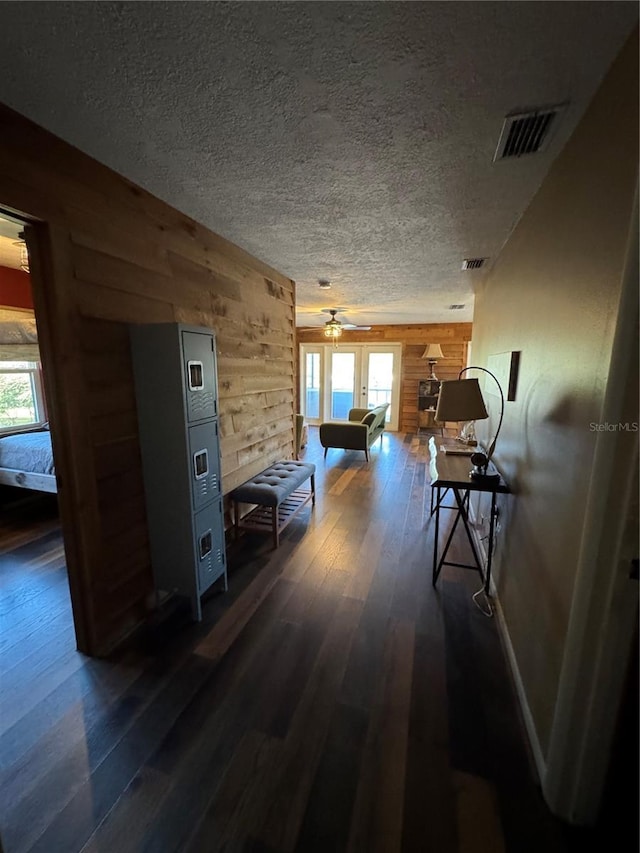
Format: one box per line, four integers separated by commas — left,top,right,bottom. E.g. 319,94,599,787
0,104,295,655
296,323,472,432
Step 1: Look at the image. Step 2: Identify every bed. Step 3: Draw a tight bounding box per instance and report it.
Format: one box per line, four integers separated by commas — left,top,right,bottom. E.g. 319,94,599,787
0,307,55,492
0,428,57,493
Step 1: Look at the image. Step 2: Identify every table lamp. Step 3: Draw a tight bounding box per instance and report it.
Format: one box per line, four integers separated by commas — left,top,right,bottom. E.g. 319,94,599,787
435,366,504,481
421,344,444,379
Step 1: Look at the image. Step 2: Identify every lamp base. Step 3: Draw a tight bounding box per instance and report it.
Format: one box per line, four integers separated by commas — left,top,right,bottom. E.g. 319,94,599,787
470,460,501,482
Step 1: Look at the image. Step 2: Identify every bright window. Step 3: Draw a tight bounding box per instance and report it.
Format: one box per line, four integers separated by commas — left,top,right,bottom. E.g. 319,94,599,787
331,352,355,419
0,361,45,431
366,352,394,419
305,352,321,419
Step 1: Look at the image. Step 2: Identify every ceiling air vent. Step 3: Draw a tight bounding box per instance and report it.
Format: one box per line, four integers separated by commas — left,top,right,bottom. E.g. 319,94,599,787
449,304,465,310
494,104,566,161
461,258,486,270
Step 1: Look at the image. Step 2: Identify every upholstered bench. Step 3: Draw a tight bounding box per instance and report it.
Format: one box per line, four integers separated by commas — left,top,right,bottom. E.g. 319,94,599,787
230,460,316,549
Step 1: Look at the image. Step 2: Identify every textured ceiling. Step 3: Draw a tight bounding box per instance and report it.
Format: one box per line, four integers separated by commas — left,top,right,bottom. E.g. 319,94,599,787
0,2,636,326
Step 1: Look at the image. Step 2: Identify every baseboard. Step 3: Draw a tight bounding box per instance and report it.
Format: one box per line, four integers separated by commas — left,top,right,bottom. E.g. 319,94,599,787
467,502,547,786
492,593,547,785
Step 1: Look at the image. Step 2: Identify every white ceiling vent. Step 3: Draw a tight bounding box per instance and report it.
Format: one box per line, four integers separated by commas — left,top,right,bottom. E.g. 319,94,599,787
449,304,466,310
494,104,566,161
461,258,487,270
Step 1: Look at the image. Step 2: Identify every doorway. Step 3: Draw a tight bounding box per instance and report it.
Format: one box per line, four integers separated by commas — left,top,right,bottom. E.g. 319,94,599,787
0,207,77,662
300,343,402,431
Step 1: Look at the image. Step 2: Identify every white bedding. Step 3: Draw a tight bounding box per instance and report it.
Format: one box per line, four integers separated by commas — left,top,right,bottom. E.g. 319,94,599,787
0,430,55,476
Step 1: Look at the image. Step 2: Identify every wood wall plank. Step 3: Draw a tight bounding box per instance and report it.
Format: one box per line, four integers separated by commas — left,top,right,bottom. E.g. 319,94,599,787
296,324,471,431
0,103,295,655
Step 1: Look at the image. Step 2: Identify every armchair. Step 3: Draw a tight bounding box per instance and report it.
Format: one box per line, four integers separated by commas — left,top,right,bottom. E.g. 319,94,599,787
319,403,389,462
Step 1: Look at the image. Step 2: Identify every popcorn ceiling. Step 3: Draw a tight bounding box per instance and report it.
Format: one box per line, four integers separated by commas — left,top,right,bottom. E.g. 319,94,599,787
0,2,634,326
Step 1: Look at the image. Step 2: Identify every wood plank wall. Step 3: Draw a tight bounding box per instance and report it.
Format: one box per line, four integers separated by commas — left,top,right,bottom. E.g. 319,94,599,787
296,323,472,432
0,104,295,655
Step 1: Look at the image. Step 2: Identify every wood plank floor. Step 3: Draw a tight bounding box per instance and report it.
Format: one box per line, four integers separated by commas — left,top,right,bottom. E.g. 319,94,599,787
0,432,582,853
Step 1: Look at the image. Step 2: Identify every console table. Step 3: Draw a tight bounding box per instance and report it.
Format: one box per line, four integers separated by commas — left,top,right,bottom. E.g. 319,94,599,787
428,438,509,614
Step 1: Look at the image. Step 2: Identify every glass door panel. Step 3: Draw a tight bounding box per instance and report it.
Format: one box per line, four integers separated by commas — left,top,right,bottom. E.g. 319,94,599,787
305,352,321,419
366,352,393,417
330,351,356,419
362,345,401,431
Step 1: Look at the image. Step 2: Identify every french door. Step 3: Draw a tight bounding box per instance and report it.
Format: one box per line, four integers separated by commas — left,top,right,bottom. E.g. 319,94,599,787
300,344,402,431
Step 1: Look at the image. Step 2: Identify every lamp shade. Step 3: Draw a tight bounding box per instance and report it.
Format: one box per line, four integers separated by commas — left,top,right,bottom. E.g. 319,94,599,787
421,344,444,360
435,378,488,422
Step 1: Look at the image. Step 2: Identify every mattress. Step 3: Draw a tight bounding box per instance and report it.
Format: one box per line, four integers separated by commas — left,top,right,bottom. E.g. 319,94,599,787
0,430,55,476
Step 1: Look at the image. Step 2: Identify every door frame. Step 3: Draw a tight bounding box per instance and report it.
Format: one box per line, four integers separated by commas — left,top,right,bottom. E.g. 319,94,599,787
543,188,639,822
299,342,402,431
1,204,92,652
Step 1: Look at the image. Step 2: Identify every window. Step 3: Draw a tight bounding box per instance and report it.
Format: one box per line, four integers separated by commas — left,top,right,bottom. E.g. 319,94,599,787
0,361,45,431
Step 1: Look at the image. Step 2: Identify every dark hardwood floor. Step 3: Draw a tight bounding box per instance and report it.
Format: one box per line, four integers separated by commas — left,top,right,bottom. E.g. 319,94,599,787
1,431,578,853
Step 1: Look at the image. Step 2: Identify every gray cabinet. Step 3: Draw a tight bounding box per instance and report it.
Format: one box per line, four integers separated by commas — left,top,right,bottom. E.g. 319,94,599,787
130,323,227,620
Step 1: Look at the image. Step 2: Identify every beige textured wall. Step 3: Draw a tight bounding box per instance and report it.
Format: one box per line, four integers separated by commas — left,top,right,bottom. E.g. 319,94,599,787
470,32,638,757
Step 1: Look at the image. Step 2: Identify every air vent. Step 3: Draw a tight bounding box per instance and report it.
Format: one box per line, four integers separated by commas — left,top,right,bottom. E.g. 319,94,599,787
449,304,465,310
494,104,566,161
318,278,331,290
461,258,486,270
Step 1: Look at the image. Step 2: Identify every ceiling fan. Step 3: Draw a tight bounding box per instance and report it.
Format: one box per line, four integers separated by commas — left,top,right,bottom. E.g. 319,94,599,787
298,308,372,337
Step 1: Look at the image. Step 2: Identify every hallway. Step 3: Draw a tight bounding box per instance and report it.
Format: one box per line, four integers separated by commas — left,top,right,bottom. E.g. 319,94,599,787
1,430,572,853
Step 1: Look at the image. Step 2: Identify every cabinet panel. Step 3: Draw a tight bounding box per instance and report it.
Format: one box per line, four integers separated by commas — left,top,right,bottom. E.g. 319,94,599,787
182,329,218,422
188,421,222,511
194,499,226,594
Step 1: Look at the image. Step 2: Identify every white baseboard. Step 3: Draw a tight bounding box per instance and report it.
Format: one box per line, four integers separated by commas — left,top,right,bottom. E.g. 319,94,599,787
467,503,547,785
491,592,547,785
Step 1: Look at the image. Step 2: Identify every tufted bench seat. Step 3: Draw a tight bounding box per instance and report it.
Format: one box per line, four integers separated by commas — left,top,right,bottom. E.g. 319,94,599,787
230,460,316,548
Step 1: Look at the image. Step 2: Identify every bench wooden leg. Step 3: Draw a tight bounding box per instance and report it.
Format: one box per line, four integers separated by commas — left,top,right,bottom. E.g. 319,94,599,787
311,474,316,505
323,447,328,458
233,500,239,540
272,507,279,549
365,448,369,462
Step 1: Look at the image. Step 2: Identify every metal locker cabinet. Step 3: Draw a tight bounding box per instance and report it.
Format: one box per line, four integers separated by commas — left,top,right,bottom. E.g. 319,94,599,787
182,329,218,422
194,499,226,595
188,421,222,512
130,323,227,621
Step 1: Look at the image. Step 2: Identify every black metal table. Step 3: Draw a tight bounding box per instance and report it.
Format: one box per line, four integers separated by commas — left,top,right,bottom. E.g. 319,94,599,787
428,440,509,612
